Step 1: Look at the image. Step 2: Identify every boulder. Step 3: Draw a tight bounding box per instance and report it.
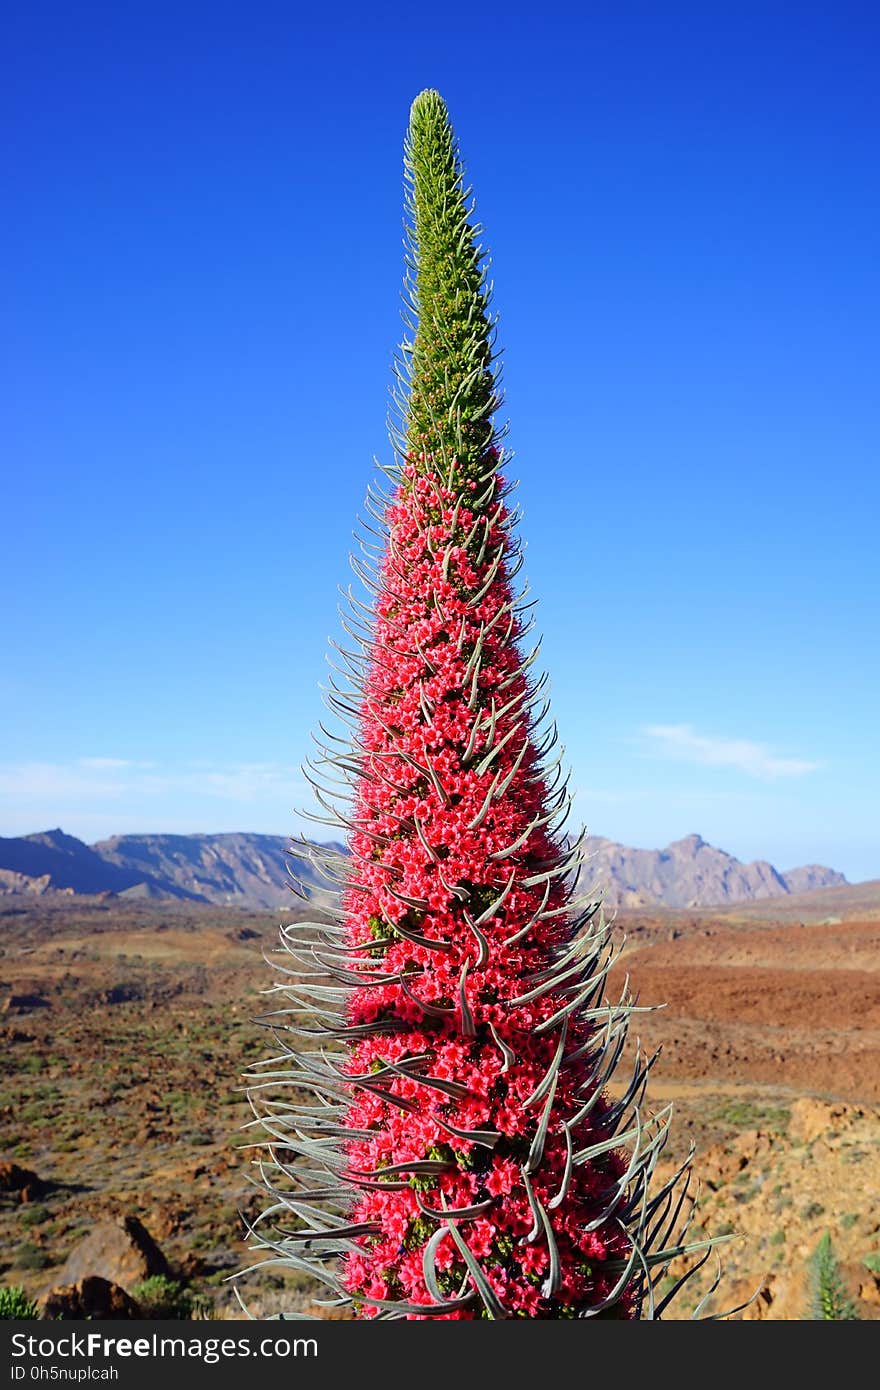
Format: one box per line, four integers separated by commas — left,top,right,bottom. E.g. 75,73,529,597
57,1215,169,1292
697,1128,776,1191
3,993,51,1014
0,1160,45,1201
858,1271,880,1308
42,1276,140,1320
788,1098,861,1145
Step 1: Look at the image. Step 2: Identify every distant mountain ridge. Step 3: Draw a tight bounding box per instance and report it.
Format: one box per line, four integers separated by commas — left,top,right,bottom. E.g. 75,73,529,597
0,829,335,908
0,828,848,910
0,829,188,900
93,831,343,909
573,832,847,909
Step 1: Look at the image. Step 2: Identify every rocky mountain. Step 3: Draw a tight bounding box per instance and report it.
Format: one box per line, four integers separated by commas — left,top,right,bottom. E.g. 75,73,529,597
574,833,847,909
0,828,847,910
93,832,340,910
777,864,850,897
0,829,189,899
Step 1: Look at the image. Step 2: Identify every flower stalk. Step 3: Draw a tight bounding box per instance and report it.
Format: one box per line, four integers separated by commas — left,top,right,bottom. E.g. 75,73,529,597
243,89,720,1320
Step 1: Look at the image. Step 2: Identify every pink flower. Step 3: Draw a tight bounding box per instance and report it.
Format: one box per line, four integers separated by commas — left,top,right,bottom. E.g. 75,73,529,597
325,471,636,1319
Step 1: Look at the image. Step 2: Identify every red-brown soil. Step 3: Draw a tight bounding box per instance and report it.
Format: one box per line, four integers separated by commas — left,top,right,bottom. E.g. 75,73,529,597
610,916,880,1108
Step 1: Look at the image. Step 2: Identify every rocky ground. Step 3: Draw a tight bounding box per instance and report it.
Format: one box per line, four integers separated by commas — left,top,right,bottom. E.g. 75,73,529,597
1,889,878,1320
607,902,880,1318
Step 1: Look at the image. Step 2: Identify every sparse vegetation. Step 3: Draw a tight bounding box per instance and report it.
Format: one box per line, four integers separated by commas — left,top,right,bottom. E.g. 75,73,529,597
713,1100,791,1133
1,890,878,1320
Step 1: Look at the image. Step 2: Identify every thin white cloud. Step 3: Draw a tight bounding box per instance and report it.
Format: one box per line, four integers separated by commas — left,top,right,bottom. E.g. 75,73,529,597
641,724,820,781
78,756,152,770
0,759,308,814
0,761,130,803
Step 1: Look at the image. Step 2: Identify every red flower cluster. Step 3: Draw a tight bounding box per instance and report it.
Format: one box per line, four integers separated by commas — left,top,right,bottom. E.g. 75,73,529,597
335,460,634,1318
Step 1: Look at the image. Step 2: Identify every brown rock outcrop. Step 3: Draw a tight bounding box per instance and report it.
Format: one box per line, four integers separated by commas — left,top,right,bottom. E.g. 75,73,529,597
57,1215,169,1292
0,1160,45,1201
42,1276,140,1320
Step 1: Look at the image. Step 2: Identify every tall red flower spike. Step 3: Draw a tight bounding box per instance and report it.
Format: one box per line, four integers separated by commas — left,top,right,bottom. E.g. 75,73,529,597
244,90,725,1320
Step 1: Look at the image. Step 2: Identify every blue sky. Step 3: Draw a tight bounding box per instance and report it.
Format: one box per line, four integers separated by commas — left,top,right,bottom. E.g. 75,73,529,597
2,2,878,880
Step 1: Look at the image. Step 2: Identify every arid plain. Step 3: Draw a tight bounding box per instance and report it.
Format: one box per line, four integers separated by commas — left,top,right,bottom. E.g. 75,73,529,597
2,880,878,1320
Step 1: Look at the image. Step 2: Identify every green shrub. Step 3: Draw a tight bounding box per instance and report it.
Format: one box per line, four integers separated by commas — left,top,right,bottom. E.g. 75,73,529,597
0,1285,39,1319
18,1206,48,1229
16,1244,51,1272
130,1276,194,1319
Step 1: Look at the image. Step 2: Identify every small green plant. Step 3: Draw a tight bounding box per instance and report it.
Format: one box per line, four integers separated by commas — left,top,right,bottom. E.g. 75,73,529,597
0,1285,39,1319
808,1233,859,1320
16,1244,51,1272
131,1276,194,1319
189,1295,216,1320
863,1253,880,1275
732,1179,760,1203
18,1206,48,1229
802,1201,826,1221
